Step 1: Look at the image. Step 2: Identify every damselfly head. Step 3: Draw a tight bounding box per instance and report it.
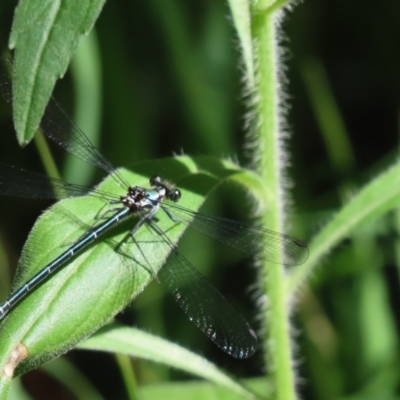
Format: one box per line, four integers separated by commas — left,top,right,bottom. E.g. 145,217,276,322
150,176,181,202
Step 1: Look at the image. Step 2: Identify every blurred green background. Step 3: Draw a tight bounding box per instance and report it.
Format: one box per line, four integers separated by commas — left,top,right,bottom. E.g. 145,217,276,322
1,0,400,399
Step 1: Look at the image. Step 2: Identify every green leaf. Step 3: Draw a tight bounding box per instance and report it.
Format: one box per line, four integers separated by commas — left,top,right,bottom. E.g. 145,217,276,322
289,160,400,293
140,378,269,400
137,377,269,400
0,156,247,379
8,0,106,144
79,325,259,400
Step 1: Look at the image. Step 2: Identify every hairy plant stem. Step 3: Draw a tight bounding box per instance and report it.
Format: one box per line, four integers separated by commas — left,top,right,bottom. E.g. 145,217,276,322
251,6,296,400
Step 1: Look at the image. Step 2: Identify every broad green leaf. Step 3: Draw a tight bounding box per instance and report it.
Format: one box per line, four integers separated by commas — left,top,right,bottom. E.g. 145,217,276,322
79,325,258,400
8,0,105,144
0,156,249,380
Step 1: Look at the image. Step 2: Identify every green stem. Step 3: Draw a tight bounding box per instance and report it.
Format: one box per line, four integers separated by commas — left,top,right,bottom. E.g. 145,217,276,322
34,130,61,180
251,7,296,400
115,353,139,400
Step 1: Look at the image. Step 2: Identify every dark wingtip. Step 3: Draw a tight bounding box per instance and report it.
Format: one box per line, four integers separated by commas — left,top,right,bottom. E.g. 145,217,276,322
293,239,307,248
227,328,258,359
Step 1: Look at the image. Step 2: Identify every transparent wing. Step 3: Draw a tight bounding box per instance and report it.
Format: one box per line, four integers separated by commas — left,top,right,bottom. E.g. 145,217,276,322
0,57,128,189
0,162,114,200
163,202,309,266
148,222,257,358
39,97,129,188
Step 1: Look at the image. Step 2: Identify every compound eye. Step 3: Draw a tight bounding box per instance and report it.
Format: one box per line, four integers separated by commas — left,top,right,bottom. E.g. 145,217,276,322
170,189,181,202
150,175,161,186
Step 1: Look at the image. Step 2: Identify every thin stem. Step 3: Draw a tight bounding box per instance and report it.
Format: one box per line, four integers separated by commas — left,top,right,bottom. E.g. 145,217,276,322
251,7,296,400
34,130,61,180
115,353,139,400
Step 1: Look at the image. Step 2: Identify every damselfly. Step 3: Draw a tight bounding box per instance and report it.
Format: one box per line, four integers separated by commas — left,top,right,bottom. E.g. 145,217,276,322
0,59,308,358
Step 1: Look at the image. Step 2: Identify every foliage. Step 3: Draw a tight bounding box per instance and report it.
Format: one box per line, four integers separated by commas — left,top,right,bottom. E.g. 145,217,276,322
0,0,399,399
